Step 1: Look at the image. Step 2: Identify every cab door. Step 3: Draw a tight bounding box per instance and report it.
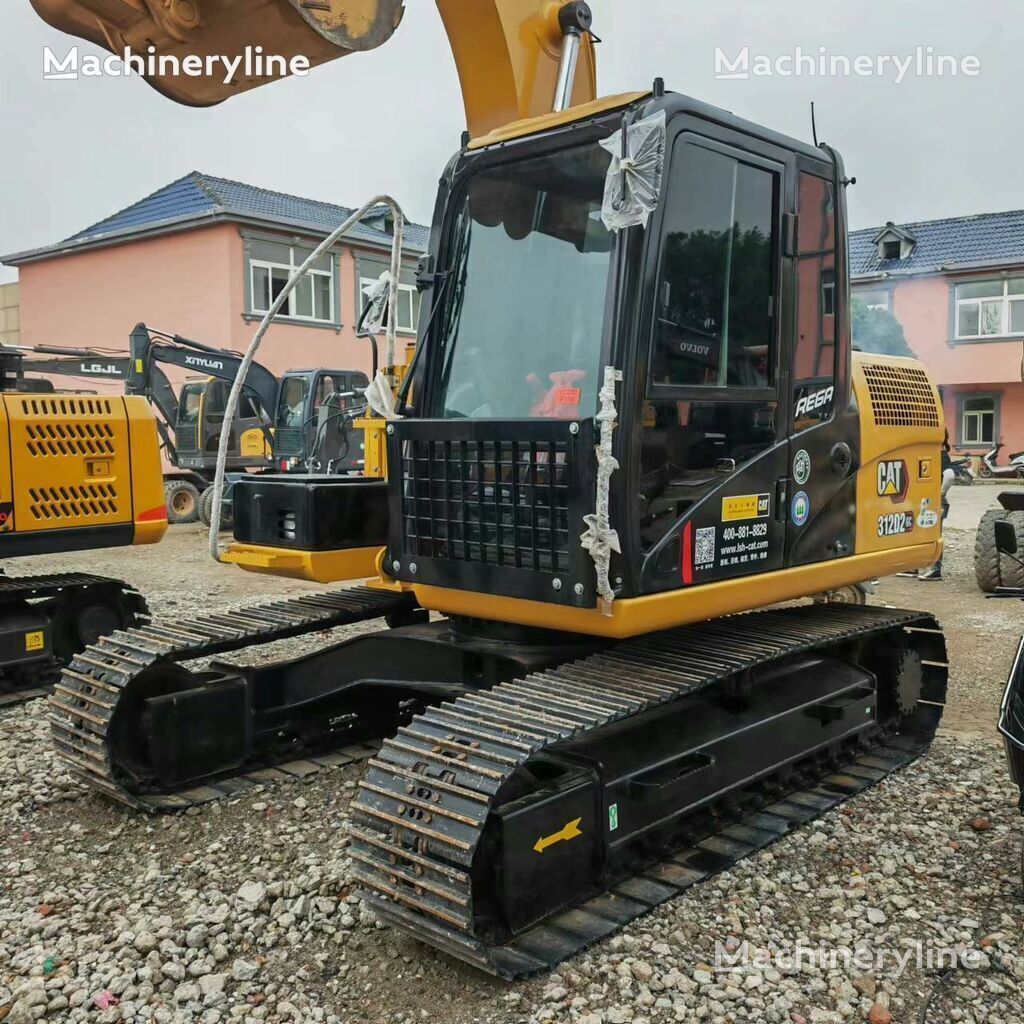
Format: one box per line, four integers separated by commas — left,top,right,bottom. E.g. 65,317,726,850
784,164,857,566
636,129,792,595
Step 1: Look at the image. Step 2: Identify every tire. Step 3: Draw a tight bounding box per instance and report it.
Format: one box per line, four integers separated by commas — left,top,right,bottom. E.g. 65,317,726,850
979,463,994,479
199,485,233,532
813,583,869,605
164,480,200,524
197,487,213,527
974,509,1024,592
51,583,147,665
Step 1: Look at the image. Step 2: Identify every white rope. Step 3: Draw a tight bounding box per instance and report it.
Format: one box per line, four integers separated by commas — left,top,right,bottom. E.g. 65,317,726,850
208,196,406,561
580,366,623,616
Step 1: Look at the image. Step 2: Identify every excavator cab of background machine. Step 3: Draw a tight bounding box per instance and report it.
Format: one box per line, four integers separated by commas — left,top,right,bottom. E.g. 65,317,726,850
272,369,370,473
173,379,268,466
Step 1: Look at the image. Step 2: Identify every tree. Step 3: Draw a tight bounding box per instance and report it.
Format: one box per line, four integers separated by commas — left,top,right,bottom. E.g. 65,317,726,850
851,298,915,357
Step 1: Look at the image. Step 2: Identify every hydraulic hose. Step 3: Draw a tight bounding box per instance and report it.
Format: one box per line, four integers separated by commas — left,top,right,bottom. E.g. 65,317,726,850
208,196,406,560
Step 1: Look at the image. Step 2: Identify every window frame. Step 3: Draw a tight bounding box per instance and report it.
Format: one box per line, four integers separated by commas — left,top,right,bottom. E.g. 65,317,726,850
953,277,1024,341
853,286,892,312
249,247,335,324
821,268,836,317
643,132,785,404
358,276,421,335
791,167,840,432
957,392,1000,446
420,130,621,421
242,233,340,328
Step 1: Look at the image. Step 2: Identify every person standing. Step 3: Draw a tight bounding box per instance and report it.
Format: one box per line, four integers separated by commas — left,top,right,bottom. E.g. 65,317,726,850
918,432,954,581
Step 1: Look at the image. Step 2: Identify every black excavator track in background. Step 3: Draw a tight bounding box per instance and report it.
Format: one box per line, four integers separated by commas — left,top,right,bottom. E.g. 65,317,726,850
49,586,419,809
351,604,947,978
0,573,147,709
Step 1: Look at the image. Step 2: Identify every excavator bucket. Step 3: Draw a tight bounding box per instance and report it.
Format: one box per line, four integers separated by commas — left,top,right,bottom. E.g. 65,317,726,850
29,0,597,136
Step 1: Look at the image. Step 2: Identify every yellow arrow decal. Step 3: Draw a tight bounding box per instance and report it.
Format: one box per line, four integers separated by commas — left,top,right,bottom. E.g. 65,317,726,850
533,817,583,854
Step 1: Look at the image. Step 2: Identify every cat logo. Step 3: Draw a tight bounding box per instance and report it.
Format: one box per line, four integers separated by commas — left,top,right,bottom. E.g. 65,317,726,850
877,460,909,503
722,493,771,522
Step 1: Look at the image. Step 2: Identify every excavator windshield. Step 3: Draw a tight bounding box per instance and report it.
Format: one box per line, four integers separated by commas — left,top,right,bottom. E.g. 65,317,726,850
435,142,614,421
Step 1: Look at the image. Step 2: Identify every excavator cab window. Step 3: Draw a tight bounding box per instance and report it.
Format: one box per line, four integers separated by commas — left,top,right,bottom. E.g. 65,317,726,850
277,376,310,430
433,142,613,421
651,142,775,390
639,134,782,557
179,383,203,424
199,379,260,452
793,172,838,432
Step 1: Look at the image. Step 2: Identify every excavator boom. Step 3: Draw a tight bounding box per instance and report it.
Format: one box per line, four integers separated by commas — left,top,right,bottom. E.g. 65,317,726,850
29,0,597,137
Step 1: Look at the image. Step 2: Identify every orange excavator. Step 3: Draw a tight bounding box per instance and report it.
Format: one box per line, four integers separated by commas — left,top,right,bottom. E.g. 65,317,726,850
32,0,949,978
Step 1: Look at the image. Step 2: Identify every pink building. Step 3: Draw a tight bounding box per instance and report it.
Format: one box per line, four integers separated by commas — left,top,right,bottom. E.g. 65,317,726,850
1,172,429,387
850,211,1024,459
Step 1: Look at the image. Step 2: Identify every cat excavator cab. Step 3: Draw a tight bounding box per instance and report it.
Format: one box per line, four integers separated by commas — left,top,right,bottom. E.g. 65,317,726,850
35,0,950,977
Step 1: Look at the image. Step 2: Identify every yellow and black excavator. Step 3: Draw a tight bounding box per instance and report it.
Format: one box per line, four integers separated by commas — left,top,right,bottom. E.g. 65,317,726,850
0,346,167,707
34,0,949,977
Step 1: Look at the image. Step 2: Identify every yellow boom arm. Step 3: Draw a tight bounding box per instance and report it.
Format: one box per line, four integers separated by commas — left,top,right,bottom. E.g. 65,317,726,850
29,0,597,137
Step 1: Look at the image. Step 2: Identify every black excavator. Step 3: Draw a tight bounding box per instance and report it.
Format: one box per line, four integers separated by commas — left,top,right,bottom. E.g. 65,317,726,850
22,323,371,522
34,0,950,978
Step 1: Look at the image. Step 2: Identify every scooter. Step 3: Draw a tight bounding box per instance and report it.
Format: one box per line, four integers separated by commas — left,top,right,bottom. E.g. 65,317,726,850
951,454,975,486
979,441,1024,480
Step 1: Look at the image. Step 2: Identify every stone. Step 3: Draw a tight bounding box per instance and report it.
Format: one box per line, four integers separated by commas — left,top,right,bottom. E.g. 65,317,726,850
237,882,267,908
232,959,259,982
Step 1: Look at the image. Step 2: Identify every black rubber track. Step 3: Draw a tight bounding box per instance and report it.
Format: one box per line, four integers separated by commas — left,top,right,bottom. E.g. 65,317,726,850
49,586,414,809
0,574,147,709
351,604,947,978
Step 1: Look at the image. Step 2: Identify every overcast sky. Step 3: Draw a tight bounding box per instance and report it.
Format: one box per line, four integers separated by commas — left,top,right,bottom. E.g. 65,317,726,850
0,0,1016,284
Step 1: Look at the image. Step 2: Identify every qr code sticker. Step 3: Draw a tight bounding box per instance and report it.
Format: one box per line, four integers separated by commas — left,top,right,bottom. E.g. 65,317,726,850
694,526,716,567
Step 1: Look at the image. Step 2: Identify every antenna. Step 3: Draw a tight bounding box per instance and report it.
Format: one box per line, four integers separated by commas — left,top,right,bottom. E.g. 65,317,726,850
811,102,819,147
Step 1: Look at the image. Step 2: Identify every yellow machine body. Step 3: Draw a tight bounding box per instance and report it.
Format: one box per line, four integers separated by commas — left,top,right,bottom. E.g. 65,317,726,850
239,427,272,460
225,350,944,634
221,543,381,584
408,354,944,637
0,393,168,551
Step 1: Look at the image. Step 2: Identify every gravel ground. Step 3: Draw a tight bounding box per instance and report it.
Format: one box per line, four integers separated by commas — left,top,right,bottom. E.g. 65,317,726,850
1,523,1022,1024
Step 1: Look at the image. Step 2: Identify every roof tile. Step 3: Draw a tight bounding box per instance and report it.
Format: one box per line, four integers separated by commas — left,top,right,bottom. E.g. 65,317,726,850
851,209,1024,276
5,171,429,263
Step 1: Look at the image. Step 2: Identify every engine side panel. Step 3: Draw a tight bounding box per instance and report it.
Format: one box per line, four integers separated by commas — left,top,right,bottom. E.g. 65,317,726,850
0,393,166,554
851,354,945,557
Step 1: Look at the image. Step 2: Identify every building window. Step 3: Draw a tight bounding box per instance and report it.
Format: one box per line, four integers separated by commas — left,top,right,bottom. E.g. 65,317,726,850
961,395,997,445
955,278,1024,339
855,288,890,311
359,277,421,334
821,269,836,317
881,240,901,260
248,239,335,323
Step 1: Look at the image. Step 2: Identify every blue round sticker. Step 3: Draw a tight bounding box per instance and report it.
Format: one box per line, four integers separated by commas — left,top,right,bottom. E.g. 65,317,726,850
791,491,810,527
